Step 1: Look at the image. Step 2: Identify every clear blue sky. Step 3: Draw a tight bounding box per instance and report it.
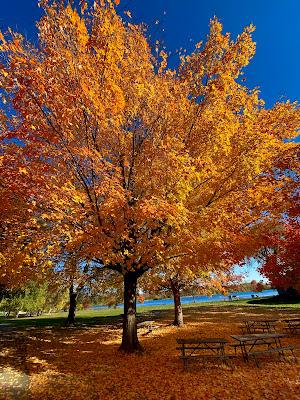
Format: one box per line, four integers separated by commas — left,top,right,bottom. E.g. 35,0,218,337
2,0,299,281
234,260,267,283
1,0,300,107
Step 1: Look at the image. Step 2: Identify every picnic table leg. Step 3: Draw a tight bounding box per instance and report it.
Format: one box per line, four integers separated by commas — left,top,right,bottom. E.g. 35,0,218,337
274,337,279,348
253,355,260,368
274,337,287,361
291,349,298,364
221,345,231,368
182,344,186,357
241,343,248,362
245,322,250,333
181,344,189,371
288,322,296,335
291,324,296,335
183,358,188,371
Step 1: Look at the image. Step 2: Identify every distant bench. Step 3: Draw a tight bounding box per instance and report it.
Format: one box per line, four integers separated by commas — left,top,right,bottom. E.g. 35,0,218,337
228,295,240,301
137,320,159,332
5,311,42,318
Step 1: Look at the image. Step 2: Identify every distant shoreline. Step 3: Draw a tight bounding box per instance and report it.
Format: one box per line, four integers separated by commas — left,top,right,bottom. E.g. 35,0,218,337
92,289,278,310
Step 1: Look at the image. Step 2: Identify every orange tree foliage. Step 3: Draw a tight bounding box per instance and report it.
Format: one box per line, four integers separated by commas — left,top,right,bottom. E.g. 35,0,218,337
0,144,49,286
0,0,300,351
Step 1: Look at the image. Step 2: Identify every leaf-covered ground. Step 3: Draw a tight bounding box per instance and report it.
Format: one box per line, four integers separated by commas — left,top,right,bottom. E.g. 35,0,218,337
0,305,299,400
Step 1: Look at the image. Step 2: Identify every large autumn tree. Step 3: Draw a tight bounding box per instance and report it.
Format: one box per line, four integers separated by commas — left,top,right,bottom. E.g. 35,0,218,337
1,0,300,352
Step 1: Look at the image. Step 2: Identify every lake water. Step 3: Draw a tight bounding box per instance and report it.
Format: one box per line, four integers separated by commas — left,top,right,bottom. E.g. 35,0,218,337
92,289,278,310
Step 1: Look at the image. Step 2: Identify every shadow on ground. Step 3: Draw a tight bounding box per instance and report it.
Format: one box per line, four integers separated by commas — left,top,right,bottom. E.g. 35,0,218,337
247,295,300,306
0,305,299,400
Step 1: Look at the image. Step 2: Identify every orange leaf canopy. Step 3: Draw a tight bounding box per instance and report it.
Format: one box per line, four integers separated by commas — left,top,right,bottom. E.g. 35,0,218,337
0,1,299,283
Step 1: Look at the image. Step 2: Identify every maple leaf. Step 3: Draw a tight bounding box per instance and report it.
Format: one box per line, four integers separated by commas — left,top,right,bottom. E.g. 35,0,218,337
124,10,132,18
18,167,28,174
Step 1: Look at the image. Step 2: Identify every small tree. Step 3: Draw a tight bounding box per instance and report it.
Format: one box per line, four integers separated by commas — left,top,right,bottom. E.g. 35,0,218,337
0,281,48,316
141,263,242,327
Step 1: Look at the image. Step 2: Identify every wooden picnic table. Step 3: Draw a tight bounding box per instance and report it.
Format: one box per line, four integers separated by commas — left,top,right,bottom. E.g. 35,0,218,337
282,318,300,335
231,333,297,366
242,319,278,334
176,338,229,370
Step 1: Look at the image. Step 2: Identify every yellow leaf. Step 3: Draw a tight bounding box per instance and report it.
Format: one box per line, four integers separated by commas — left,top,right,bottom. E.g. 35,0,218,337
18,167,28,174
0,31,5,43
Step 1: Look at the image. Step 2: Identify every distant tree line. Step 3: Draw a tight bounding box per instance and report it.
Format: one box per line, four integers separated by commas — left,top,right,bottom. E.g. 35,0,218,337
0,281,91,318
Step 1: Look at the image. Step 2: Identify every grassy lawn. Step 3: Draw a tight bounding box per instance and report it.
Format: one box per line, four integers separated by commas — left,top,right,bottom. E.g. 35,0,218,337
0,296,299,329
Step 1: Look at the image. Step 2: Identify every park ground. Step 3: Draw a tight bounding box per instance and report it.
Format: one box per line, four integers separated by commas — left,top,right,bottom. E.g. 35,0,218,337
0,300,299,400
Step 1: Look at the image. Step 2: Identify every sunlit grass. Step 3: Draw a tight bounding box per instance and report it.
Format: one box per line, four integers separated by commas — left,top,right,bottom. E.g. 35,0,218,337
0,296,299,329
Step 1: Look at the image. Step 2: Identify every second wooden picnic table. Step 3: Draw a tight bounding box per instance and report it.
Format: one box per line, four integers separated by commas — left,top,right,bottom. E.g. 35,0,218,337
282,318,300,335
242,319,278,334
231,333,297,366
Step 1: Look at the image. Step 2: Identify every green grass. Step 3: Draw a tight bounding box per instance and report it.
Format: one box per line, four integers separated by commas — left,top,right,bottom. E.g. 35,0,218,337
194,296,300,307
0,296,299,329
0,308,124,328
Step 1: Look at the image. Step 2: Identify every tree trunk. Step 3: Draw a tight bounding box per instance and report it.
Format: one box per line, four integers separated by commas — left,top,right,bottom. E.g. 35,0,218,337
119,272,143,353
66,284,77,325
170,278,184,327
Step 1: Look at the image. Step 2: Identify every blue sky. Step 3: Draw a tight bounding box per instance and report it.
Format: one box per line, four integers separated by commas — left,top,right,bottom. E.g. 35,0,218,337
234,260,267,283
2,0,299,282
1,0,299,107
129,0,300,108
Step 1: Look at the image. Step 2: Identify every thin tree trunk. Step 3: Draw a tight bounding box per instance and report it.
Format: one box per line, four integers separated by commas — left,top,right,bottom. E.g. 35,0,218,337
66,283,77,325
119,272,143,353
170,277,184,327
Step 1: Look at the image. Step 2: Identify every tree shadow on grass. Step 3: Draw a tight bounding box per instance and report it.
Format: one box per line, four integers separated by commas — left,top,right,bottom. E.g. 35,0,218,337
247,295,300,306
0,308,171,331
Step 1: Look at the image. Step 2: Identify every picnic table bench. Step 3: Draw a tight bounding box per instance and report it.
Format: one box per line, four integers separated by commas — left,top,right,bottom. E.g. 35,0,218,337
176,338,230,370
231,333,297,367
